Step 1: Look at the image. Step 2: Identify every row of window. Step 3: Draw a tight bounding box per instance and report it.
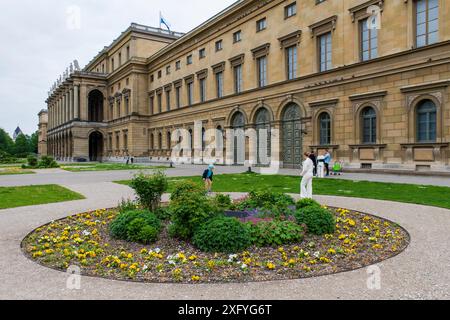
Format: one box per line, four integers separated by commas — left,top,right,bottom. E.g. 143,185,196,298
150,2,298,82
149,0,440,106
318,100,437,146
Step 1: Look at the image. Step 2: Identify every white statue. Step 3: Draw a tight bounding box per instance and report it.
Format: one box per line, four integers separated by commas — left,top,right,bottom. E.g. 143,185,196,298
74,60,80,71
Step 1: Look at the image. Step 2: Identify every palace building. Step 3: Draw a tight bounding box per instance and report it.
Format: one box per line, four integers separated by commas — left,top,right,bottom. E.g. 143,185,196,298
40,0,450,173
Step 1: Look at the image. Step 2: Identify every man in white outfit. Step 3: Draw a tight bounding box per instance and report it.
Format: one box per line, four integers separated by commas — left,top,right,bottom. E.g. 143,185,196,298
300,152,314,199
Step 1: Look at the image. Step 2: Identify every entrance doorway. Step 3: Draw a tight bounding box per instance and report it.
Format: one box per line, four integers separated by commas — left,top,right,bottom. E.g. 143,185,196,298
89,131,103,161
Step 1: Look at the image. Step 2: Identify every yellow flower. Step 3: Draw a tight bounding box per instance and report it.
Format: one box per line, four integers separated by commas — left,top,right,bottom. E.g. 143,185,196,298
189,255,197,261
303,266,312,272
320,257,331,264
140,249,148,254
288,259,296,266
339,234,347,240
278,247,285,253
327,248,336,255
192,275,201,282
347,219,356,227
372,244,383,250
266,262,276,270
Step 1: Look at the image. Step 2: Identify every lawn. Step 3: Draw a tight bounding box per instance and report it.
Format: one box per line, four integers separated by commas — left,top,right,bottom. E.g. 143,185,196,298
0,185,85,210
61,163,168,172
117,173,450,209
0,168,35,176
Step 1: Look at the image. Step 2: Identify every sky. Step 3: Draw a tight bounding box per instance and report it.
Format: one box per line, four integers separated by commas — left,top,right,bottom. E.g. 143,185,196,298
0,0,237,137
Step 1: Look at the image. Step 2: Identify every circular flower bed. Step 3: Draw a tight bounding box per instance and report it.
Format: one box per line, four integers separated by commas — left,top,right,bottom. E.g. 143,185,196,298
22,205,409,283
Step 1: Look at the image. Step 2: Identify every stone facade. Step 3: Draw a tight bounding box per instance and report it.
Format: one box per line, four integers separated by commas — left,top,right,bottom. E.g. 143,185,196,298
43,0,450,173
37,110,48,157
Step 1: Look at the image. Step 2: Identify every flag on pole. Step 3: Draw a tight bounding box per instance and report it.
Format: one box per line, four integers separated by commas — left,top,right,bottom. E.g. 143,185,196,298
159,12,171,31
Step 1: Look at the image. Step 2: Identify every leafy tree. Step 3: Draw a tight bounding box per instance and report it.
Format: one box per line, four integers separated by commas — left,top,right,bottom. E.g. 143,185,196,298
0,128,14,154
29,131,38,154
13,134,30,158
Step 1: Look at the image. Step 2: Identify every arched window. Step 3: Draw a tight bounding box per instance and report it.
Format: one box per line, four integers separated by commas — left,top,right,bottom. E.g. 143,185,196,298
319,112,331,145
167,132,171,150
202,128,206,151
188,129,193,150
361,107,377,144
150,133,154,150
416,100,437,142
158,133,162,150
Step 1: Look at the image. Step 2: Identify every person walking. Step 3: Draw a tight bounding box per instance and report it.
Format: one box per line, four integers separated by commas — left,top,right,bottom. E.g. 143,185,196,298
300,152,314,199
309,151,318,177
202,164,215,194
323,149,332,177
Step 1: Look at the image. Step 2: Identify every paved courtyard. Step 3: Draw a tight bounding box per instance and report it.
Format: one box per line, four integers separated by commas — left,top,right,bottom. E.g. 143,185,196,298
0,166,449,299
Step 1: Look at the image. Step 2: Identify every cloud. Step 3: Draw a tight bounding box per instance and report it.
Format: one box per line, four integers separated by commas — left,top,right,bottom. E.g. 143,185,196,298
0,0,236,136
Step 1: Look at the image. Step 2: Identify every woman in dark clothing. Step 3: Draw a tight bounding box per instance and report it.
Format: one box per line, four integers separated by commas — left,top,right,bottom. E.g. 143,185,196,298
309,152,318,177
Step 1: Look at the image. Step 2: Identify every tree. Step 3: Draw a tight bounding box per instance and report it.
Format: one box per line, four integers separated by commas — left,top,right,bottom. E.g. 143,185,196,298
29,131,38,154
13,134,30,158
0,128,14,154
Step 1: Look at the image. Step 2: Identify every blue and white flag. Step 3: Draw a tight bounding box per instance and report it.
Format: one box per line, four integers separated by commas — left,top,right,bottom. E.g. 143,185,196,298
159,12,171,31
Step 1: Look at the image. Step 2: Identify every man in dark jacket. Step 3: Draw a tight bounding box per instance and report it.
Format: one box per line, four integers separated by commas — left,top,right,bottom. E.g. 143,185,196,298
309,152,318,177
202,164,215,194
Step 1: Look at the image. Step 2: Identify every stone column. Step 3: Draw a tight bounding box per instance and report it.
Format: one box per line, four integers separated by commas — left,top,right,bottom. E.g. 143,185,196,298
65,92,69,123
79,85,87,121
69,89,74,121
74,85,79,120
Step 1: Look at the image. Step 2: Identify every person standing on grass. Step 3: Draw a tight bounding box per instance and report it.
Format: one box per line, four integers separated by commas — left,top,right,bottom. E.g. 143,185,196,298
300,152,314,199
323,149,332,177
309,151,318,177
202,164,215,194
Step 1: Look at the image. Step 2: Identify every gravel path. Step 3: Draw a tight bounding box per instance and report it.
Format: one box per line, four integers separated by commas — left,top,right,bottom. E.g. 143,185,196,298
0,177,449,300
1,164,450,187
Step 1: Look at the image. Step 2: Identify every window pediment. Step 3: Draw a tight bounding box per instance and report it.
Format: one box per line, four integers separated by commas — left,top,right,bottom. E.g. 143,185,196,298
349,0,384,22
229,54,245,67
164,84,173,92
251,43,271,59
212,62,226,74
184,74,194,83
278,30,302,48
308,15,337,38
309,98,339,108
196,69,208,79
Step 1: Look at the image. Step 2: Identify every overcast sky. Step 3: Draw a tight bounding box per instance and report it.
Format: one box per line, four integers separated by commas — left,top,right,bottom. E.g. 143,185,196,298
0,0,236,136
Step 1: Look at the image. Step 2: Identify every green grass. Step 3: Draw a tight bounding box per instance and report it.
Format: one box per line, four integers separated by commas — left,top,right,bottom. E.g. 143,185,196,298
117,173,450,209
0,168,35,176
61,163,168,172
0,185,85,210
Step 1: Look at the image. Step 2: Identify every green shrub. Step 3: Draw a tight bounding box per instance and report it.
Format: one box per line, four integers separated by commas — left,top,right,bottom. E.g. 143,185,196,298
154,206,172,221
213,194,232,210
0,151,16,164
249,220,305,247
294,206,336,235
296,198,321,210
193,217,252,253
27,155,38,168
170,180,206,202
110,209,161,244
238,190,295,210
38,156,59,168
169,190,218,240
236,191,295,219
130,170,168,210
118,198,139,213
126,218,159,244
